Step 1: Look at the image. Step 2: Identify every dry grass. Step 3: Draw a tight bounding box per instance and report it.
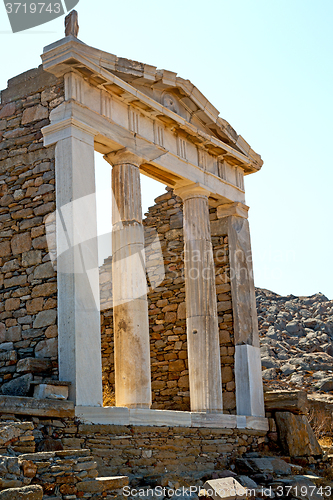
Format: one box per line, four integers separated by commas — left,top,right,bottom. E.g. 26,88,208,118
103,385,115,407
318,436,333,448
308,408,333,440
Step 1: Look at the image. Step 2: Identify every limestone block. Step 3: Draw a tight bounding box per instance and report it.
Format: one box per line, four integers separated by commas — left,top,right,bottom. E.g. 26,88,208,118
96,476,129,491
0,102,16,119
35,338,58,358
33,383,68,400
76,480,104,493
21,105,48,125
33,309,57,328
0,241,11,258
275,412,322,457
33,262,55,279
0,424,22,446
20,460,37,478
0,324,5,343
22,250,42,267
1,374,33,397
0,342,13,351
19,350,45,372
264,390,309,414
203,478,246,499
5,325,21,342
11,233,32,255
0,485,43,500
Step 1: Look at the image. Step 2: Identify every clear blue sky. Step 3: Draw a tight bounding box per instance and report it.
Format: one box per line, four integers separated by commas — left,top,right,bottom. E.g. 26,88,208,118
1,0,332,298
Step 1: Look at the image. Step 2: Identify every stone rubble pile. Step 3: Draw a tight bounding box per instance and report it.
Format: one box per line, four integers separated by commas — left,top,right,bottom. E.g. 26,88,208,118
256,288,333,394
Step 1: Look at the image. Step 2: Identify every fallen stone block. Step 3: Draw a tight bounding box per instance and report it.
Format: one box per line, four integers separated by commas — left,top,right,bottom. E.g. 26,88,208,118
278,476,322,500
275,412,322,457
203,478,246,500
264,390,309,414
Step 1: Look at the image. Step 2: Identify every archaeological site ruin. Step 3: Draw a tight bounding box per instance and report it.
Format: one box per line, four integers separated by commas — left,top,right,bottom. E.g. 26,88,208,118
0,12,331,500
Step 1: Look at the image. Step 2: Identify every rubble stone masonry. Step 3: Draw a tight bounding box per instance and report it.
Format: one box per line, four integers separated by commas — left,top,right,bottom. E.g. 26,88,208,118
0,66,64,393
100,189,236,413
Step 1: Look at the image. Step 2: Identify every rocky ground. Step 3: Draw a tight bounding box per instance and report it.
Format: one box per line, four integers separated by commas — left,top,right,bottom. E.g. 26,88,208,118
257,288,333,395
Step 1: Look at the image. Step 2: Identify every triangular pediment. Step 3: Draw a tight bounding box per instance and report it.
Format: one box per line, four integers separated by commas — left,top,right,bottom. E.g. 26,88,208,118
42,37,263,173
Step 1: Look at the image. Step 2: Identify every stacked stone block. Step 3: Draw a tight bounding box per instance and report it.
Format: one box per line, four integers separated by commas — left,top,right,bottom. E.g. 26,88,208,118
100,188,236,412
0,414,268,482
0,67,64,394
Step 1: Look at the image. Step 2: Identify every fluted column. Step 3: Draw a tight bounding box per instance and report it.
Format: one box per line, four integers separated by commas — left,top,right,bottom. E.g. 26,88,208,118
104,149,151,409
175,184,223,412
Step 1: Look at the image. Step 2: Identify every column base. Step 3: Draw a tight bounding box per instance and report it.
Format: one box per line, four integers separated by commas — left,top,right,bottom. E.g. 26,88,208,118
235,344,265,417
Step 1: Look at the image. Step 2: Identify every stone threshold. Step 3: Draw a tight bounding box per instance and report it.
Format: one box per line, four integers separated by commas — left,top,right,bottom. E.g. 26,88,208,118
75,406,269,431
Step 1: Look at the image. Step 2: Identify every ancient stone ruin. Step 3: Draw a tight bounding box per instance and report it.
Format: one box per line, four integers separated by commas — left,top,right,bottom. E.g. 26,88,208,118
0,12,331,500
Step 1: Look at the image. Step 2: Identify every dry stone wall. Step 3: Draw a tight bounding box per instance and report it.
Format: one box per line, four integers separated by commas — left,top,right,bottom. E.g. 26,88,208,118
100,188,236,412
0,414,267,482
0,417,128,499
0,66,64,396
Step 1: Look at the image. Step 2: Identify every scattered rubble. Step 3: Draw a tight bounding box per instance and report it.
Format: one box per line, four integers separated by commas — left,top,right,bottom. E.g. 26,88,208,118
257,288,333,394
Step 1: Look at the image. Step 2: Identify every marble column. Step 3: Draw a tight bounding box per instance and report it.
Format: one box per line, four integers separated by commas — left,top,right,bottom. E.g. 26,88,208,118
43,120,103,407
216,202,265,417
104,150,151,409
175,184,223,412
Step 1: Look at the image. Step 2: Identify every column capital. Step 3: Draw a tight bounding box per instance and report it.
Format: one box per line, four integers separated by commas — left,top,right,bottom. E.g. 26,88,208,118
104,148,144,167
174,183,211,201
217,202,249,219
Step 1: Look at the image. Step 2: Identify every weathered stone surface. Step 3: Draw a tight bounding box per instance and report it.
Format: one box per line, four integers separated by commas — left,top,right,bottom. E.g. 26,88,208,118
16,358,52,373
20,460,37,478
35,338,58,358
95,476,129,490
0,102,16,118
1,374,33,397
203,478,246,499
0,424,21,446
277,476,322,500
33,309,57,328
5,325,21,342
21,105,48,124
275,411,322,457
0,241,11,257
0,324,6,343
76,480,104,493
0,395,74,417
33,262,55,279
11,233,32,255
264,390,309,414
0,485,43,500
33,383,68,400
22,250,42,267
31,282,57,297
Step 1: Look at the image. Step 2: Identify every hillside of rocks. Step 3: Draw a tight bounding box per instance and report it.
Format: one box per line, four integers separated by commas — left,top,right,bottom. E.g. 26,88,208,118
257,288,333,396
